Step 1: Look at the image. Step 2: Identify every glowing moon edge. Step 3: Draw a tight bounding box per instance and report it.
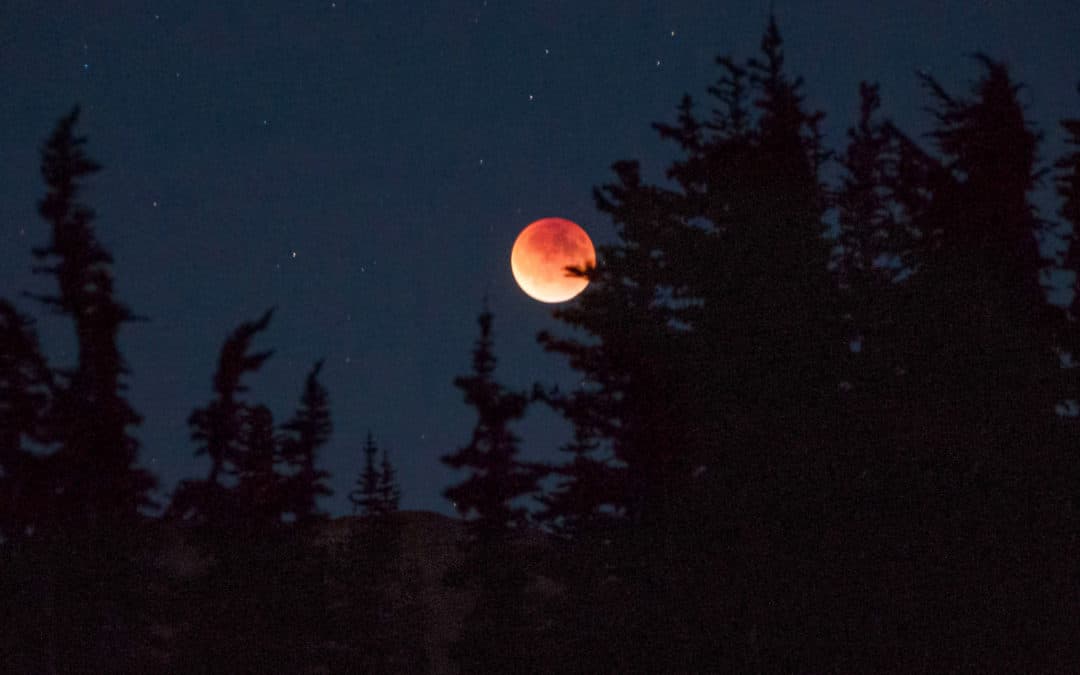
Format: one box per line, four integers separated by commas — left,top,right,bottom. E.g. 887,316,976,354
510,217,596,303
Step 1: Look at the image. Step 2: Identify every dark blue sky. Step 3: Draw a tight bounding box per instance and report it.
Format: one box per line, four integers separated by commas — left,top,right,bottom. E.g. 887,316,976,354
2,1,1078,515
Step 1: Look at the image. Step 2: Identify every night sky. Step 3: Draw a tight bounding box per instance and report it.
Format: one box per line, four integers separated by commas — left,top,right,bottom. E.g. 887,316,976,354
2,2,1078,515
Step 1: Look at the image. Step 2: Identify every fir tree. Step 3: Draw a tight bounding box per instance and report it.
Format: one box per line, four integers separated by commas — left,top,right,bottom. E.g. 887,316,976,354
280,359,332,523
539,17,849,670
349,431,383,515
14,108,165,673
0,301,57,670
170,313,340,673
443,308,539,535
824,55,1073,670
442,307,543,673
1060,112,1080,241
376,445,401,513
31,106,157,524
0,300,53,543
236,403,281,523
169,309,274,524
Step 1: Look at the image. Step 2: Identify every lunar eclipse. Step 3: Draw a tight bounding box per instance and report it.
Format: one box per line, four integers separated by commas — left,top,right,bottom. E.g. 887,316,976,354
510,218,596,303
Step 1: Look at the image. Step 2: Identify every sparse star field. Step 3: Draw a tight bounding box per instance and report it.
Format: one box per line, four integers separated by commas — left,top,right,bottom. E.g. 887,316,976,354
2,2,1078,515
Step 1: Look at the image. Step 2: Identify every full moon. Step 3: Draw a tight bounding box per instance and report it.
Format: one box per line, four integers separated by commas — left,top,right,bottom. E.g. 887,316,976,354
511,218,596,303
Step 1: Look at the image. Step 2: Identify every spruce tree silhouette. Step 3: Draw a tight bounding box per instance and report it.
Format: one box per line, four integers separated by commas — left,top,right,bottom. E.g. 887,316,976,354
169,312,340,673
873,58,1072,669
539,17,848,671
3,107,163,673
31,107,158,523
1051,110,1080,664
0,300,53,543
1060,111,1080,235
442,307,544,674
0,301,57,672
236,403,282,523
169,310,295,673
1058,107,1080,414
376,444,401,513
350,430,383,516
169,309,274,526
828,81,944,668
336,433,418,671
280,359,332,523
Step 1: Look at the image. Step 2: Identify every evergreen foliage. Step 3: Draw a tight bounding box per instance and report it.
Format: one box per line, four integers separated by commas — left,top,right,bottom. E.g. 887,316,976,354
0,301,52,543
281,359,333,522
350,430,383,515
377,444,401,513
534,17,1080,671
4,18,1080,671
0,107,166,674
442,308,544,673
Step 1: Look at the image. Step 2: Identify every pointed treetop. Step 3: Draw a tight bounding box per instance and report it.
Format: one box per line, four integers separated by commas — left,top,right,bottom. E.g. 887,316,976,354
214,308,274,397
350,430,385,516
377,445,401,513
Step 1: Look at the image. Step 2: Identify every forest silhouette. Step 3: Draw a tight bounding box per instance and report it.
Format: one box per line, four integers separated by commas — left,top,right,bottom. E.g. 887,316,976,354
3,17,1080,673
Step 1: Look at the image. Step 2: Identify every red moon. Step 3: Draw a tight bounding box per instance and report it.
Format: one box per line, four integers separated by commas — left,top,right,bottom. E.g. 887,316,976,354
510,218,596,303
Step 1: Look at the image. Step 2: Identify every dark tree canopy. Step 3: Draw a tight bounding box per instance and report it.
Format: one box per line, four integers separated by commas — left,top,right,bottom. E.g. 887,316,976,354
280,359,333,522
0,301,52,542
170,309,275,525
377,445,401,513
442,308,545,673
3,16,1080,672
442,308,539,537
30,106,156,524
350,430,383,516
532,18,1080,672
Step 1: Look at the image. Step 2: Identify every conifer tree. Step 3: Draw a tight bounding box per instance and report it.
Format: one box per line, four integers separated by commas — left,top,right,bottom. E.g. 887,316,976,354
1060,113,1080,240
236,403,281,523
376,445,401,512
539,17,850,670
169,309,274,524
167,311,278,671
349,431,383,515
823,56,1073,670
0,301,57,670
31,106,157,524
170,313,340,672
443,308,538,534
1057,108,1080,406
0,301,53,543
442,307,543,673
339,442,413,671
10,107,165,673
280,359,332,522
